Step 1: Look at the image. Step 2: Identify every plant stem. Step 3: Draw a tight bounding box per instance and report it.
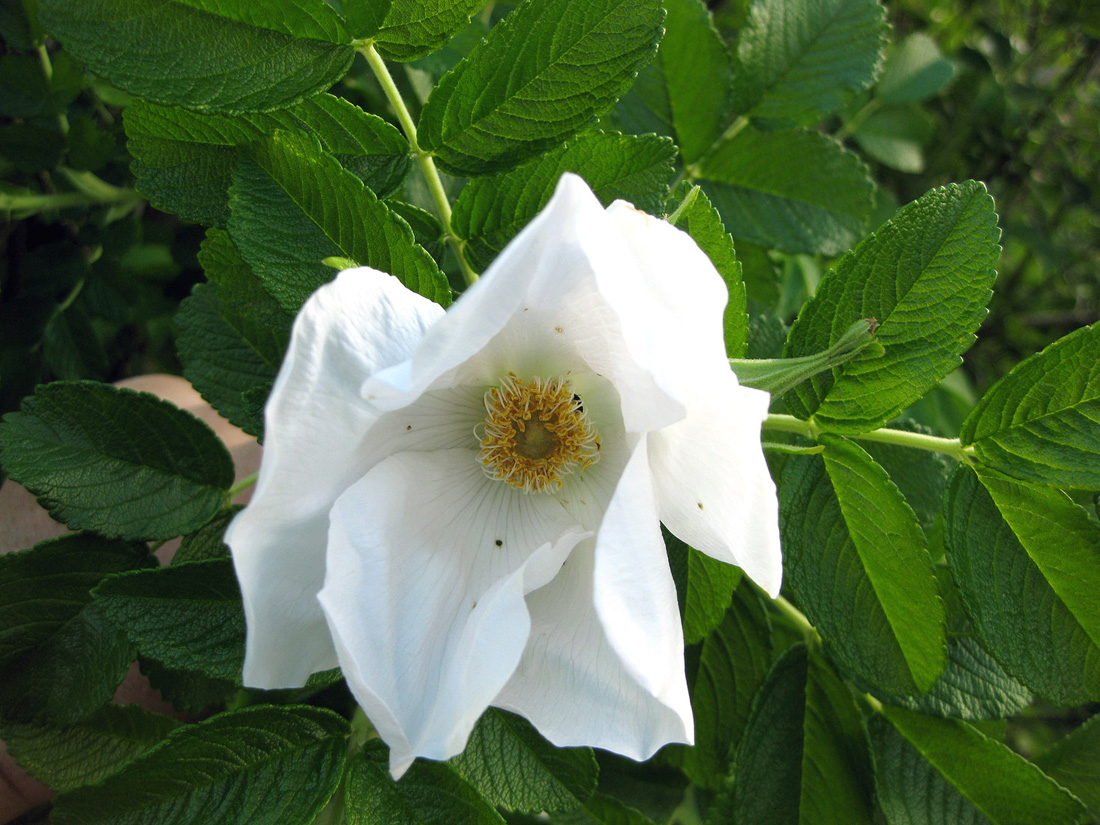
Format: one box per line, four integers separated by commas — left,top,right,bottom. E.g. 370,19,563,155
763,414,974,462
359,42,479,287
666,184,701,224
226,473,258,503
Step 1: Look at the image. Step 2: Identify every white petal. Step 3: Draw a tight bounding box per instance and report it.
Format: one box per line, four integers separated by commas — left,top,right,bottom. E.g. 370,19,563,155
318,449,588,777
227,268,444,688
363,174,685,434
495,441,693,758
649,371,783,597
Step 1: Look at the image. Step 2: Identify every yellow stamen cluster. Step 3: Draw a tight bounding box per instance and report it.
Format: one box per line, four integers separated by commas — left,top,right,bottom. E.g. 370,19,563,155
478,374,600,493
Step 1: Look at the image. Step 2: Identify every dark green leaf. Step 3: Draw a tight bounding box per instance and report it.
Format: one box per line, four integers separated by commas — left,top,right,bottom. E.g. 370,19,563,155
552,794,658,825
452,132,676,268
665,529,743,646
729,0,888,124
960,323,1100,490
0,705,179,793
944,465,1100,704
784,181,1000,432
0,382,235,540
418,0,663,176
126,95,410,226
667,183,749,358
228,130,450,313
449,709,597,814
696,127,874,255
43,305,110,381
51,705,348,825
779,446,946,696
676,581,772,790
346,741,504,825
722,645,874,824
0,534,151,723
870,705,1086,825
38,0,354,113
852,104,934,173
140,658,237,716
342,0,393,40
174,507,239,564
373,0,486,62
861,420,952,532
93,559,245,683
877,33,956,105
1034,713,1100,818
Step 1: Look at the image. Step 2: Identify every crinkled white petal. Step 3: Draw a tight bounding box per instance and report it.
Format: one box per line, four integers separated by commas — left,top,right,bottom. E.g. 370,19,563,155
649,371,782,597
227,268,444,688
495,440,693,757
318,449,588,778
362,174,686,434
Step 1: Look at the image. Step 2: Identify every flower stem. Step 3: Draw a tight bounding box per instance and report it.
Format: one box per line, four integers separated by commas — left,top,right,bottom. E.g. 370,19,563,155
226,473,258,503
762,414,974,461
359,42,479,287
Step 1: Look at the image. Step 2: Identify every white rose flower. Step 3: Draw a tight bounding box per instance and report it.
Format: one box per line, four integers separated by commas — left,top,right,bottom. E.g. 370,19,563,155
227,173,782,777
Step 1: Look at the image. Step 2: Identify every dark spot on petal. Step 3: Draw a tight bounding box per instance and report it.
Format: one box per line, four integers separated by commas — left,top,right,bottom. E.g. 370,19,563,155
697,502,704,510
494,539,503,547
406,424,412,431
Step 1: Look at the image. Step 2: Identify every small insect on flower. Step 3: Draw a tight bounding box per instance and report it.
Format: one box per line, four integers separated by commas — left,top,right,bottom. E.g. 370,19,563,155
227,174,782,777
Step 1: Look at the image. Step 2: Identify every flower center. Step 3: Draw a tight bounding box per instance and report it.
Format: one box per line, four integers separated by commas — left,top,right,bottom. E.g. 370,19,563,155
478,374,600,493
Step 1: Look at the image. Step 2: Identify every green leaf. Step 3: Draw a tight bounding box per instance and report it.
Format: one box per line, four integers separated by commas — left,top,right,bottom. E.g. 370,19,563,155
877,33,956,105
779,446,946,696
176,283,287,439
346,741,504,825
676,581,773,790
174,506,239,564
0,382,235,540
38,0,354,114
729,0,888,124
140,658,237,716
418,0,663,176
696,127,874,255
944,466,1100,704
552,794,659,825
720,645,874,824
452,132,676,267
861,420,952,532
372,0,485,61
342,0,393,40
665,529,743,646
228,130,450,314
126,95,411,226
871,705,1086,825
783,181,1000,432
93,559,245,684
0,705,179,794
43,305,110,381
667,183,749,358
0,534,151,723
852,104,934,173
1034,713,1100,819
51,705,348,825
960,323,1100,490
449,709,597,814
652,0,731,164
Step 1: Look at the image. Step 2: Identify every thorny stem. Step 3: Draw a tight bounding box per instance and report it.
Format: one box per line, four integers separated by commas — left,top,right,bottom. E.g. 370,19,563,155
762,413,974,462
358,41,479,287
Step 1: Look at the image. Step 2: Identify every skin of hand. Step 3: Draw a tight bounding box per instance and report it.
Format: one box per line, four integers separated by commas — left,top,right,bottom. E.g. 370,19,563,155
0,375,261,824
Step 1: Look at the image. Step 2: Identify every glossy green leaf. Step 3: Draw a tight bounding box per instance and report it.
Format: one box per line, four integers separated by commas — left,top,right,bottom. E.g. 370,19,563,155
0,534,151,723
346,741,504,825
721,645,874,824
126,95,410,226
1034,713,1100,818
696,127,874,255
373,0,486,61
93,559,245,683
449,709,597,814
418,0,663,176
944,466,1100,704
0,382,235,540
452,132,676,267
961,323,1100,489
871,705,1086,825
38,0,354,113
228,130,450,314
0,705,179,794
779,446,946,696
784,181,1000,432
667,183,749,358
861,421,952,532
877,33,956,105
730,0,887,124
51,705,348,825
